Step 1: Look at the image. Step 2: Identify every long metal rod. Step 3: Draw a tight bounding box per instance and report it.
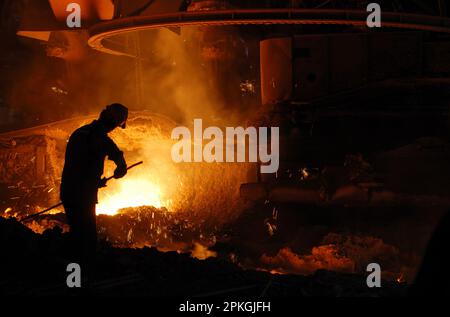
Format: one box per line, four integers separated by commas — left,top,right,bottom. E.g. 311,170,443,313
20,161,143,222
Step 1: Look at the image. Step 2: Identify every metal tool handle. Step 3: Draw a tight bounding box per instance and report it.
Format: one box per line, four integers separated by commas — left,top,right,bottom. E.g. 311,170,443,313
102,161,144,182
20,161,144,222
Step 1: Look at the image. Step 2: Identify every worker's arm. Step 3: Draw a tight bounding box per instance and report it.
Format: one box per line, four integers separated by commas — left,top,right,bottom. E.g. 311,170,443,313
106,137,127,179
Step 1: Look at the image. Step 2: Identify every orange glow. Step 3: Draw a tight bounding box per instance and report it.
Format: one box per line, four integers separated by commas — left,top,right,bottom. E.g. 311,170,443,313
96,177,166,215
396,273,405,283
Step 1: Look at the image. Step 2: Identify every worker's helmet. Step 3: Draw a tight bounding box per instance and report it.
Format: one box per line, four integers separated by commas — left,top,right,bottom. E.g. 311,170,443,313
99,103,128,129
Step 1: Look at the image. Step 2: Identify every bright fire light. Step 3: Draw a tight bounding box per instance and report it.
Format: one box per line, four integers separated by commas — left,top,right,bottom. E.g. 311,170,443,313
96,177,164,215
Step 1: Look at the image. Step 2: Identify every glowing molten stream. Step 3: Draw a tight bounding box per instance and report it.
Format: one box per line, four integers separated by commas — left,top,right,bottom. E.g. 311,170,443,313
96,177,163,215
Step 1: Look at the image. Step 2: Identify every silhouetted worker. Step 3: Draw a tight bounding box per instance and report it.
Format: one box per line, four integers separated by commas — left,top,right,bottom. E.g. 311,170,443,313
60,103,128,277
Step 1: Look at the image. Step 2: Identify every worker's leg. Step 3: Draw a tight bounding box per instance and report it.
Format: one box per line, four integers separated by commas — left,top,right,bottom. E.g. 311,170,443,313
79,203,98,284
64,203,97,286
64,203,84,264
